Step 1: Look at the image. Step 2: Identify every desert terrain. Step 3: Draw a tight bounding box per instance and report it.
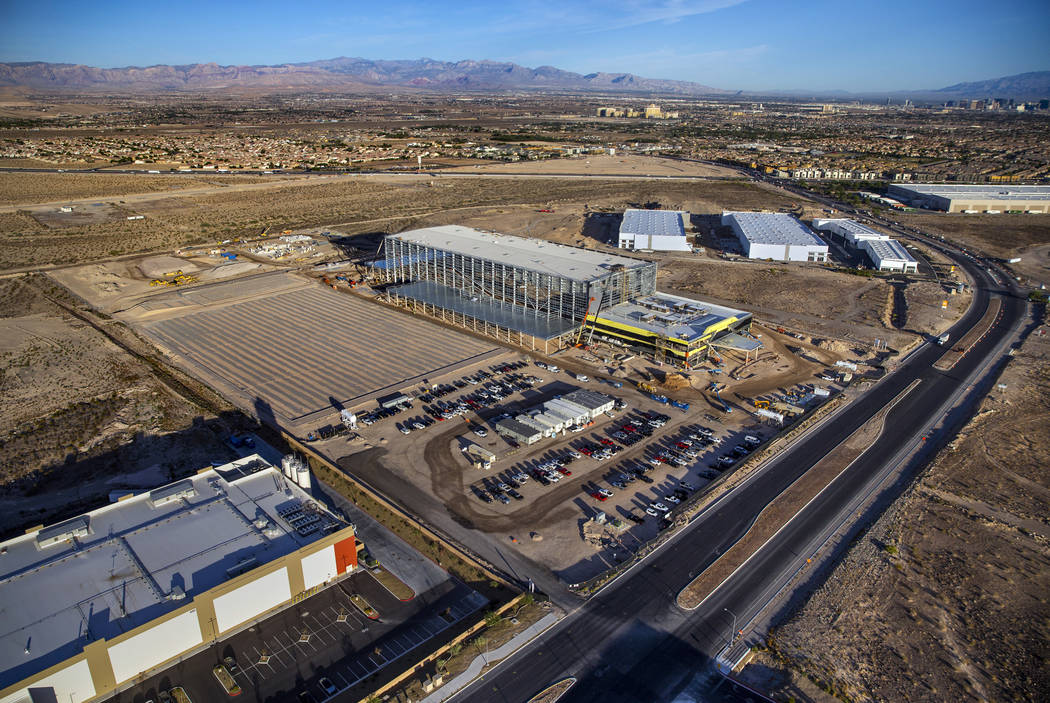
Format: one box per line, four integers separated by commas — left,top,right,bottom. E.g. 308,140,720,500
0,274,240,537
897,211,1050,259
744,308,1050,702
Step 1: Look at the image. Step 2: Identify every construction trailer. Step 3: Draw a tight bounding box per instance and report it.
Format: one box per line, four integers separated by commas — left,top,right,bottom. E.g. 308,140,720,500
464,442,496,470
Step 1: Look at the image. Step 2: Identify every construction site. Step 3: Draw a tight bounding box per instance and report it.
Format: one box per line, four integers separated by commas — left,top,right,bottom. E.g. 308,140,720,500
20,195,969,604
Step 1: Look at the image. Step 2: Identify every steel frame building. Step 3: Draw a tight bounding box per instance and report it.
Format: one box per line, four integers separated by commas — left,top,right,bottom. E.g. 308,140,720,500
382,225,657,352
380,226,752,367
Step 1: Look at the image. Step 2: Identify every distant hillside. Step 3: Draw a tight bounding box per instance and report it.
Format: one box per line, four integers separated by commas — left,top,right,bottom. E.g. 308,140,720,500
934,71,1050,100
0,57,728,96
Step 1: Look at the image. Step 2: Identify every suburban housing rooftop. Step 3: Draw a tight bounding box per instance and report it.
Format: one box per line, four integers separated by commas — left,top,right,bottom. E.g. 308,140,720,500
386,224,650,282
0,455,342,690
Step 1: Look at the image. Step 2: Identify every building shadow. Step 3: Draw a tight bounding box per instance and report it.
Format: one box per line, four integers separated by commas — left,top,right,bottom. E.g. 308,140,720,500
582,212,621,246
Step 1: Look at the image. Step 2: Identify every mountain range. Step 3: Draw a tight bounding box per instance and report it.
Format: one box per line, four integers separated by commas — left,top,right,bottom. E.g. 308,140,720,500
0,57,725,96
0,58,1046,100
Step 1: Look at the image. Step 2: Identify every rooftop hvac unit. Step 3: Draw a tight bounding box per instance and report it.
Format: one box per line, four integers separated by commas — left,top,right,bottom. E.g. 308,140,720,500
149,480,196,508
36,516,91,549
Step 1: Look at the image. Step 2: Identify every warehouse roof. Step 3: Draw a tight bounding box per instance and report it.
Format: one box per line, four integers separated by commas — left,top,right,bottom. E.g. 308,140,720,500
724,212,827,247
387,225,651,282
619,209,686,238
0,456,341,689
891,184,1050,200
811,218,888,240
864,238,917,263
597,292,749,343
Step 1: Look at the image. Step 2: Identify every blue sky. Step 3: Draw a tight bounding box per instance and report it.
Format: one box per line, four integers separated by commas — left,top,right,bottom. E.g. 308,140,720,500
1,0,1047,91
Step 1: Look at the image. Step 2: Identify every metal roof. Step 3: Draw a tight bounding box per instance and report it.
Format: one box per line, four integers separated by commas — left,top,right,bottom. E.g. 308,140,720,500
724,212,827,247
0,456,340,690
811,218,888,240
619,209,686,238
596,292,749,343
864,238,917,263
891,184,1050,200
387,225,650,282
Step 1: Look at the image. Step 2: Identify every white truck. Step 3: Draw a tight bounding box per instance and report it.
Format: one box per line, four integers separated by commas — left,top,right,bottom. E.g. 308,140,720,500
937,333,950,346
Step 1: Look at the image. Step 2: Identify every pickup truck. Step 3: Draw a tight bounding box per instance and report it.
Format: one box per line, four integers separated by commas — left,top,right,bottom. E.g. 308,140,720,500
937,333,950,346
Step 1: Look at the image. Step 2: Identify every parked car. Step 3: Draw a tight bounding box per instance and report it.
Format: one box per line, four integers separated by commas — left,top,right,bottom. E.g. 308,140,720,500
319,677,337,696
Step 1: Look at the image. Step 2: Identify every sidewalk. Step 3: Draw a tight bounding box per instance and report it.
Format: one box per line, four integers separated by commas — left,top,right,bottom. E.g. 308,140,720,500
420,612,562,703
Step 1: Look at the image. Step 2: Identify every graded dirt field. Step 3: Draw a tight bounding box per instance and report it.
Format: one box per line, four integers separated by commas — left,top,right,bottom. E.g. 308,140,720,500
749,313,1050,702
129,273,500,427
0,173,801,272
0,274,237,537
896,211,1050,259
442,154,738,178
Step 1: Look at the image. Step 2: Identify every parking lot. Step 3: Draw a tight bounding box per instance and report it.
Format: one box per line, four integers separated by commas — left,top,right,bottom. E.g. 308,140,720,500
112,571,486,703
327,356,779,586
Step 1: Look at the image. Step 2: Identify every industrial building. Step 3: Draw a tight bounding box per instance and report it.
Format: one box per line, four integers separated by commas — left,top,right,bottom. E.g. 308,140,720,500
617,209,691,252
886,184,1050,213
722,212,829,262
495,389,615,444
380,226,752,367
0,455,358,703
812,218,918,273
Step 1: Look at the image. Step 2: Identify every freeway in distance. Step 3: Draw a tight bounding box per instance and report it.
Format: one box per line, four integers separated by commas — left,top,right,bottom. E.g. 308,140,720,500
451,214,1030,702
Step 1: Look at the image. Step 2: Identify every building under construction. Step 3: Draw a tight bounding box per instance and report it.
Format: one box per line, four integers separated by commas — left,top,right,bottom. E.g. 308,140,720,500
380,225,753,367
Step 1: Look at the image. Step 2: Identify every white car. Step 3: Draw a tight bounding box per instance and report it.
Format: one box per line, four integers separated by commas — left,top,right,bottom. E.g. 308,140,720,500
665,494,681,504
597,488,613,498
651,502,670,513
473,426,488,437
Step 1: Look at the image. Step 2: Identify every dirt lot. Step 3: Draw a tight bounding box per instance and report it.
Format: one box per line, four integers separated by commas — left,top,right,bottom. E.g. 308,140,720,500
442,154,737,178
1009,242,1050,289
749,312,1050,702
0,274,239,538
896,211,1050,259
0,173,800,272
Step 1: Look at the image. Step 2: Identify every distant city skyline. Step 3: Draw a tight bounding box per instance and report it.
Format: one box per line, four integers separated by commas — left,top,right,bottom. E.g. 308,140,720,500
2,0,1047,92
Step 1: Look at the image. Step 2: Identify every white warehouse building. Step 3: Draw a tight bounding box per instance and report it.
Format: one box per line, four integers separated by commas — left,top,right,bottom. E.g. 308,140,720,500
722,212,829,262
0,456,359,703
618,209,691,252
812,218,918,273
861,238,919,273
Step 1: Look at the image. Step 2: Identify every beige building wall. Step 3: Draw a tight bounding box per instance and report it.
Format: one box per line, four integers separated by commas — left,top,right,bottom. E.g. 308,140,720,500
0,526,358,703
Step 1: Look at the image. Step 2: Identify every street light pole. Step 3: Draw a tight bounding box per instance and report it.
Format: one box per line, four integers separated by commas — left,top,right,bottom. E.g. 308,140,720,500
723,607,738,649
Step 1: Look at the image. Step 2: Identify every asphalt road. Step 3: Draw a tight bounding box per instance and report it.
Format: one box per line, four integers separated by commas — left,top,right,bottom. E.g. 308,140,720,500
449,223,1030,702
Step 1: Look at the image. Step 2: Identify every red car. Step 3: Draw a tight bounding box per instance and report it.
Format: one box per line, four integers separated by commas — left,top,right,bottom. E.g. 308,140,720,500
556,467,572,476
578,446,593,456
622,424,637,432
590,491,608,501
676,442,690,450
599,438,615,446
